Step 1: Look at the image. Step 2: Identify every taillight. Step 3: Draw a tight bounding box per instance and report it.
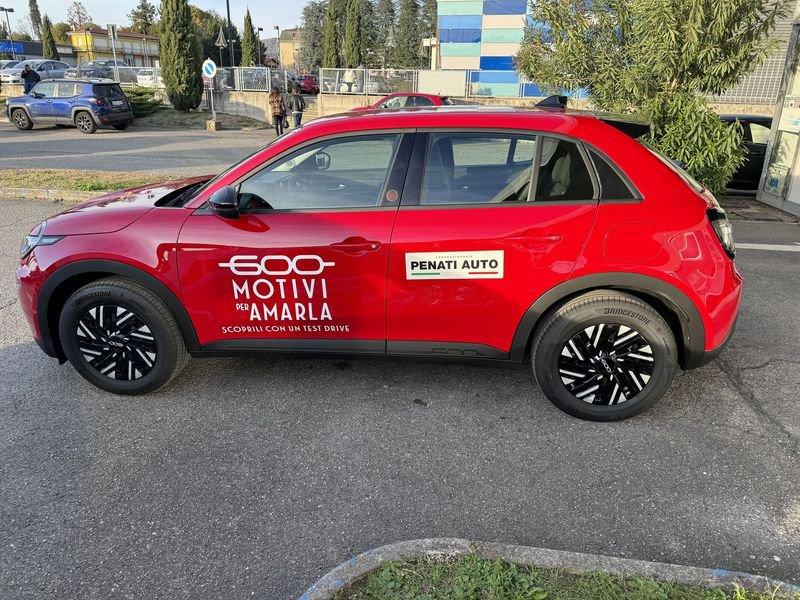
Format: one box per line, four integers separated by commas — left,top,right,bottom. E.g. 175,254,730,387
707,208,735,259
89,97,108,106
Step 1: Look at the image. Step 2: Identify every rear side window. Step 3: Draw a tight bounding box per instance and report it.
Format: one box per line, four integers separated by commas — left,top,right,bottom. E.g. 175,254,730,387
589,149,635,200
420,133,536,205
408,96,434,107
92,84,126,99
55,82,78,98
535,137,595,201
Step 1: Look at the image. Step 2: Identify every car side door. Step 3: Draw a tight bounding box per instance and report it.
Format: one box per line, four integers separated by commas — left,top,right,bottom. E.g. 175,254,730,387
27,81,57,121
52,81,79,123
176,132,414,352
742,120,771,189
386,130,602,358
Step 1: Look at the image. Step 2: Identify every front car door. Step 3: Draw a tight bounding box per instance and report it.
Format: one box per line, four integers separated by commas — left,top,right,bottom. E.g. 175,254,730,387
176,132,413,352
27,81,57,121
386,130,605,358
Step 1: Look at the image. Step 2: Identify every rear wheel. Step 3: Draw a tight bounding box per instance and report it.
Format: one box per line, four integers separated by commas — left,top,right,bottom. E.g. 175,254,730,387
11,108,32,130
532,291,677,421
75,111,97,134
112,120,132,131
58,277,188,395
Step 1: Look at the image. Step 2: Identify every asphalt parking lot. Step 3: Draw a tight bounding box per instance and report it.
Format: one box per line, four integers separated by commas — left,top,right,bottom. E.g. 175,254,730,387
1,200,799,599
0,122,270,175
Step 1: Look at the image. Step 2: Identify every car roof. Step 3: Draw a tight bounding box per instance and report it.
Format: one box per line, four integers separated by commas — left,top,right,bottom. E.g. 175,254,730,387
40,78,118,84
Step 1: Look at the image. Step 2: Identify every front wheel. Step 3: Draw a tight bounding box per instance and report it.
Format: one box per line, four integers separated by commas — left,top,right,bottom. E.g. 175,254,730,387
58,277,189,394
11,108,33,130
75,111,97,134
532,291,677,421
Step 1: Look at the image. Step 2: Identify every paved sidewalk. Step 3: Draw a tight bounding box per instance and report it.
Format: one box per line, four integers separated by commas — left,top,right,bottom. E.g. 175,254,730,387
719,194,798,222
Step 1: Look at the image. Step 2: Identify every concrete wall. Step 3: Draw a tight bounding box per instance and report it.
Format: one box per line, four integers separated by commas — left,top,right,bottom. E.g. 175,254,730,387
209,90,275,124
0,84,24,98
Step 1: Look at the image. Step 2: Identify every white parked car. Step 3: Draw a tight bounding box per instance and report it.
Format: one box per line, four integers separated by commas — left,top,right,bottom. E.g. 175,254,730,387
136,68,164,87
0,59,70,84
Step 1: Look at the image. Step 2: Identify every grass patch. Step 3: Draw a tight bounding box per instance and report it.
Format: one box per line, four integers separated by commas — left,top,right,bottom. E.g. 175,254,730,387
335,555,799,600
1,168,179,192
135,106,265,130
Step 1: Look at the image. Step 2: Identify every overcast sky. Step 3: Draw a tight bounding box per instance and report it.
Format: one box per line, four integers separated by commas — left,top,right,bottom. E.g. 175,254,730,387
7,0,305,37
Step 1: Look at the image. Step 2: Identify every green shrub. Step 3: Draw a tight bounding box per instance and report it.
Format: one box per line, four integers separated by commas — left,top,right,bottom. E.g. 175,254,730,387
126,86,162,118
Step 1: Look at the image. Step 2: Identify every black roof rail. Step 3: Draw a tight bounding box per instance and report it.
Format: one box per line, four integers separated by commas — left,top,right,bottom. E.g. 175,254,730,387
535,95,568,109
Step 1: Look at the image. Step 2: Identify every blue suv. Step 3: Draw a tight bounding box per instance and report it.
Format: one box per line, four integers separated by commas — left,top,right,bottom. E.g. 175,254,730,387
6,79,133,134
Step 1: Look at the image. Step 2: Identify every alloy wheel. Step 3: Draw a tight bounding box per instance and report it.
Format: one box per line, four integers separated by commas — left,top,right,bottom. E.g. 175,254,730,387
76,113,93,132
12,111,28,128
558,323,654,405
75,304,158,381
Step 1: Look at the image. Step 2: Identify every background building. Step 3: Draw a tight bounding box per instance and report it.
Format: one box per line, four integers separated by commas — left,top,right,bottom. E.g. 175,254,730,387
278,27,303,71
69,28,159,66
0,39,76,63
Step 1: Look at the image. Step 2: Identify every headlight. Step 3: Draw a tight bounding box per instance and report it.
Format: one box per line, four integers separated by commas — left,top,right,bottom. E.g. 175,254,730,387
707,208,735,259
20,222,63,260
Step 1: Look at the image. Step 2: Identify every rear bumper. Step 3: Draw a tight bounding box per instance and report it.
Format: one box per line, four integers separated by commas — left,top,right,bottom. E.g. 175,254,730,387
97,110,133,125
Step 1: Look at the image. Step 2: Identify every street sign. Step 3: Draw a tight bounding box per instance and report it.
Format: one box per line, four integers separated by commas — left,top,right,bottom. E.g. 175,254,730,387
214,27,228,48
202,59,218,79
107,24,118,40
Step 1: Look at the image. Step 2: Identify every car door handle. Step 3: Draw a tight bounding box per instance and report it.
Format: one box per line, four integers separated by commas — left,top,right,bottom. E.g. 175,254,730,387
329,236,381,254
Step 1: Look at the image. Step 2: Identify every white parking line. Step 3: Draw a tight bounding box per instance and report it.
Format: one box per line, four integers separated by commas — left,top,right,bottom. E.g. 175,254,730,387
737,242,800,252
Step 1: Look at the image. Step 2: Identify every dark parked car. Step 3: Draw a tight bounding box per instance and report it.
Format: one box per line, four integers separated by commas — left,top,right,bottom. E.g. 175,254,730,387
65,60,137,82
721,115,772,192
6,79,133,134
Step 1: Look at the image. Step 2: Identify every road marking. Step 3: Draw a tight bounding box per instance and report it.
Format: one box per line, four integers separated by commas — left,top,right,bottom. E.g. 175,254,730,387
737,242,800,252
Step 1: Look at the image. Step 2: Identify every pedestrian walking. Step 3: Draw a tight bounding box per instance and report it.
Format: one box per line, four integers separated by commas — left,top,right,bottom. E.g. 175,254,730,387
269,87,286,136
287,87,306,129
21,65,41,94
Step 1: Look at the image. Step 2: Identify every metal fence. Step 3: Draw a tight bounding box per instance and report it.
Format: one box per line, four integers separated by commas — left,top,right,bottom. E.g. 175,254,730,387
710,56,787,105
320,69,418,95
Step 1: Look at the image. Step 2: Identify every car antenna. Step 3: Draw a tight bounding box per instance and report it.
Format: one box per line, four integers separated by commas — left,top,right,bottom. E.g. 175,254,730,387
535,95,568,109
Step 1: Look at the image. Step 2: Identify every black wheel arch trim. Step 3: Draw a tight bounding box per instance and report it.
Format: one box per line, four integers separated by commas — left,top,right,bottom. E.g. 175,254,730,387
509,273,707,369
37,259,200,361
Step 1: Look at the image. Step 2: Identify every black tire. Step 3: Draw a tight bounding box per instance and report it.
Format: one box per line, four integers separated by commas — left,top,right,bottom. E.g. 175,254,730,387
58,277,189,395
532,290,677,421
112,120,132,131
74,111,97,134
11,108,33,130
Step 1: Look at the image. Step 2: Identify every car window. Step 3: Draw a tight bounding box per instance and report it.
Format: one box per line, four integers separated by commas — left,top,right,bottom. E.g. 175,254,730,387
36,62,49,71
93,84,126,99
420,133,536,205
535,137,596,201
55,82,78,97
589,149,635,200
381,96,406,109
33,82,56,97
749,122,771,145
409,96,434,107
237,134,402,210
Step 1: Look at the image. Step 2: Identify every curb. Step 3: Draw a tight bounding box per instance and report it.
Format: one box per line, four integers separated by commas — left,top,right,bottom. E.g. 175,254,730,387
0,188,96,204
299,538,800,600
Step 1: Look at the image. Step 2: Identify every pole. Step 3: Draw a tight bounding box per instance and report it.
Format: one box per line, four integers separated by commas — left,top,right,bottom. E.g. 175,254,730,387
109,26,119,81
224,0,235,66
1,9,16,61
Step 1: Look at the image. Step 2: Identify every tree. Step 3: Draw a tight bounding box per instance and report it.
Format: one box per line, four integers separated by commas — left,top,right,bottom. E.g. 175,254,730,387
51,22,71,44
516,0,788,192
300,0,326,71
66,1,92,30
28,0,42,39
128,0,157,34
191,6,241,66
394,0,422,68
359,0,378,67
240,8,258,66
321,0,340,68
159,0,203,111
374,0,395,67
420,0,436,39
343,0,361,67
41,15,59,59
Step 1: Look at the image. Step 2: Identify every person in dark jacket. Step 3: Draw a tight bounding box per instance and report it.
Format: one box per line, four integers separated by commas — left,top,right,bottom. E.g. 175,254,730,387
287,87,306,129
21,65,41,94
268,87,286,136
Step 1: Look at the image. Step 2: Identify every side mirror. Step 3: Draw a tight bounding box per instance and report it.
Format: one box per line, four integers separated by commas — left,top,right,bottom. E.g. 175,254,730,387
208,185,239,219
315,151,331,171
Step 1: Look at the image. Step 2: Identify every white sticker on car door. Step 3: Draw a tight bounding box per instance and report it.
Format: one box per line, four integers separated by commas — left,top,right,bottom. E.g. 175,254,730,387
405,251,504,280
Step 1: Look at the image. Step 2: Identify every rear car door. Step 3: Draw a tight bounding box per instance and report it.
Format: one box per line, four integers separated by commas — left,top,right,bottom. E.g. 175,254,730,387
386,131,600,357
52,81,78,123
176,132,413,351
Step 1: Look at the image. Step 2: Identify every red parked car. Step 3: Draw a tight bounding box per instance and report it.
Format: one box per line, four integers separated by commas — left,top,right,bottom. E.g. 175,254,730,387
16,106,741,420
298,74,319,94
351,92,454,111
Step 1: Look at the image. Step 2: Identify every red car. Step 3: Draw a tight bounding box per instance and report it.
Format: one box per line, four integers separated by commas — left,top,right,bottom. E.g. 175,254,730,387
298,74,319,94
351,92,454,112
17,106,741,420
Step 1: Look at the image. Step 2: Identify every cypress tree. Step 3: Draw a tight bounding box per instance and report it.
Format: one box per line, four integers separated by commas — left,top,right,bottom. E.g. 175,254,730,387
241,9,258,66
321,0,340,68
29,0,43,39
394,0,422,68
41,15,59,59
374,0,395,68
159,0,203,111
343,0,361,67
